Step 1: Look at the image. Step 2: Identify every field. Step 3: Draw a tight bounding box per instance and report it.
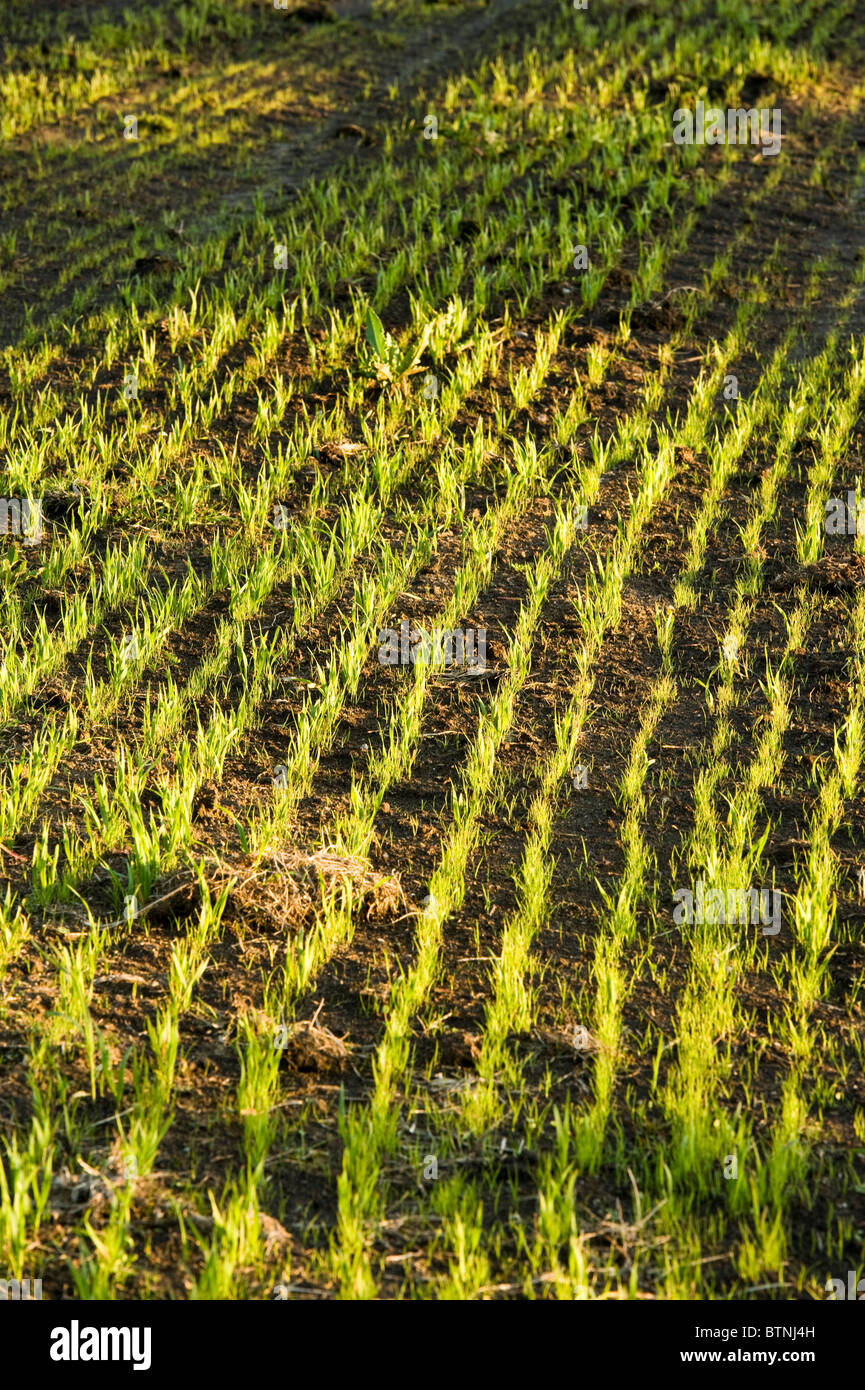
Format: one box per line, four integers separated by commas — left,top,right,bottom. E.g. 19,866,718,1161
1,0,865,1304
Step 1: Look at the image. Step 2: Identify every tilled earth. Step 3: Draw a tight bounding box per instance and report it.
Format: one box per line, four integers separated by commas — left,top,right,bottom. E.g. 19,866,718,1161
1,0,864,1300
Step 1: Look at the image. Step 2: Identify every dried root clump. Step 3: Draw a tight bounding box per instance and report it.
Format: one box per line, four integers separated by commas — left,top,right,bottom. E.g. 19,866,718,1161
231,847,405,930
